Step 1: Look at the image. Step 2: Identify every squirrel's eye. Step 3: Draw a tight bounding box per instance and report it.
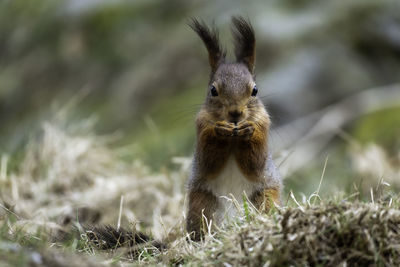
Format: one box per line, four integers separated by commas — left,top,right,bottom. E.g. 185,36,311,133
210,85,218,97
251,85,258,96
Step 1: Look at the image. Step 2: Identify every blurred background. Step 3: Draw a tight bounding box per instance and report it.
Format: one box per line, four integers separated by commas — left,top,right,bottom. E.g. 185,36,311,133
1,0,399,199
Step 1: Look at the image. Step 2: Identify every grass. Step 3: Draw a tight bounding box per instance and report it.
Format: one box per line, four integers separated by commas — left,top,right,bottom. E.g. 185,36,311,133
0,117,399,266
168,199,400,266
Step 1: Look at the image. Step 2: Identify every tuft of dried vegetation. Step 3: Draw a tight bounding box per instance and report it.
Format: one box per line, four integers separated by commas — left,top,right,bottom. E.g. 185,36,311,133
1,118,399,266
165,200,400,266
0,117,186,265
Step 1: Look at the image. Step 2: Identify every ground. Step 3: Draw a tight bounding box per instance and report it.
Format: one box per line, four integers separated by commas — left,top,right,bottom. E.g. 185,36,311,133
0,119,399,266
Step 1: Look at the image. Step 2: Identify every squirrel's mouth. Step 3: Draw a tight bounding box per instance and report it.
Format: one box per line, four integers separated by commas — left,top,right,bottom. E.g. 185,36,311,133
227,111,244,124
228,118,239,124
230,115,247,124
228,116,246,124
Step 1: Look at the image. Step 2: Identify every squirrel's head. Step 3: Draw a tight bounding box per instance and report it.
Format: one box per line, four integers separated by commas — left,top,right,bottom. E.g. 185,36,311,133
190,16,262,124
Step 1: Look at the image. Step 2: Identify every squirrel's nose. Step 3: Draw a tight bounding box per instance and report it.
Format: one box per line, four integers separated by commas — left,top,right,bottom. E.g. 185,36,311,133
228,110,243,122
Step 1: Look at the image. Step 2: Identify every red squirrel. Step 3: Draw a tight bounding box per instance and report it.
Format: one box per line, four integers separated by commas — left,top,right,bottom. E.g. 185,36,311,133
84,16,282,249
186,16,282,240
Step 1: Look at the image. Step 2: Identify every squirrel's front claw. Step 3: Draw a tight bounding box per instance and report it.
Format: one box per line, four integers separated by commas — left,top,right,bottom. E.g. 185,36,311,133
215,125,234,136
232,127,239,136
214,121,236,136
236,121,255,137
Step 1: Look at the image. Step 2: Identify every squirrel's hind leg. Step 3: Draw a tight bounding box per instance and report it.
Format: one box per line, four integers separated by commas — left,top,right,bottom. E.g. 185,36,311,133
186,189,218,241
250,188,281,212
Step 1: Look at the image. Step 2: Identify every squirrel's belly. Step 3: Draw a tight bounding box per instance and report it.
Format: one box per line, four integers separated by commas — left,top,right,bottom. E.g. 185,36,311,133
206,156,260,225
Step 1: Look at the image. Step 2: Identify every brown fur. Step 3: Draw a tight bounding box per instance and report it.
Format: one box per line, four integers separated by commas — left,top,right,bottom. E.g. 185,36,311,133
250,188,281,212
187,16,282,240
186,189,219,240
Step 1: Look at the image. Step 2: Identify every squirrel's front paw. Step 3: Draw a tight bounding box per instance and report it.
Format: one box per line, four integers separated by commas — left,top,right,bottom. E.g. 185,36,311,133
214,121,236,136
236,121,255,138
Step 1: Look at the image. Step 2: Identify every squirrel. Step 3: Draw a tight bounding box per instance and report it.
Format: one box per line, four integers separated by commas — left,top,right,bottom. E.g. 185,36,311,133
83,16,282,252
186,16,282,240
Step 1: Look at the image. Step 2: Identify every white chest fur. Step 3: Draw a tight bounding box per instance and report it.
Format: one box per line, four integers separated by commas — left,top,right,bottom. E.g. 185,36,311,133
206,156,259,225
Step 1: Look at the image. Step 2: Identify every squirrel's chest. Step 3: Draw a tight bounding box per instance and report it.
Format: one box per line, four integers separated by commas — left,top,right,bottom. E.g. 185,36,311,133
206,156,259,224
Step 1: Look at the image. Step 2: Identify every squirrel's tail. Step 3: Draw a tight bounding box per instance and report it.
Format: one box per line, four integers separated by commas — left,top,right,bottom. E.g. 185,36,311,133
85,225,166,253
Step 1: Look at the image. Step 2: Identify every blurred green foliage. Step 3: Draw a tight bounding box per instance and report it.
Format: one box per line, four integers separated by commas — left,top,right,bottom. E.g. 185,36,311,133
0,0,201,164
353,106,400,155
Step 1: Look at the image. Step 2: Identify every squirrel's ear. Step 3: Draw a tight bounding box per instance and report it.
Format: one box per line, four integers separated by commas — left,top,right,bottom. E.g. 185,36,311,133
232,16,256,74
189,18,225,73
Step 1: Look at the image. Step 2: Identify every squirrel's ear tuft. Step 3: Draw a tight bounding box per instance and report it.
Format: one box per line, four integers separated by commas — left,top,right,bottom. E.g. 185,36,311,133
231,16,256,74
189,18,225,72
